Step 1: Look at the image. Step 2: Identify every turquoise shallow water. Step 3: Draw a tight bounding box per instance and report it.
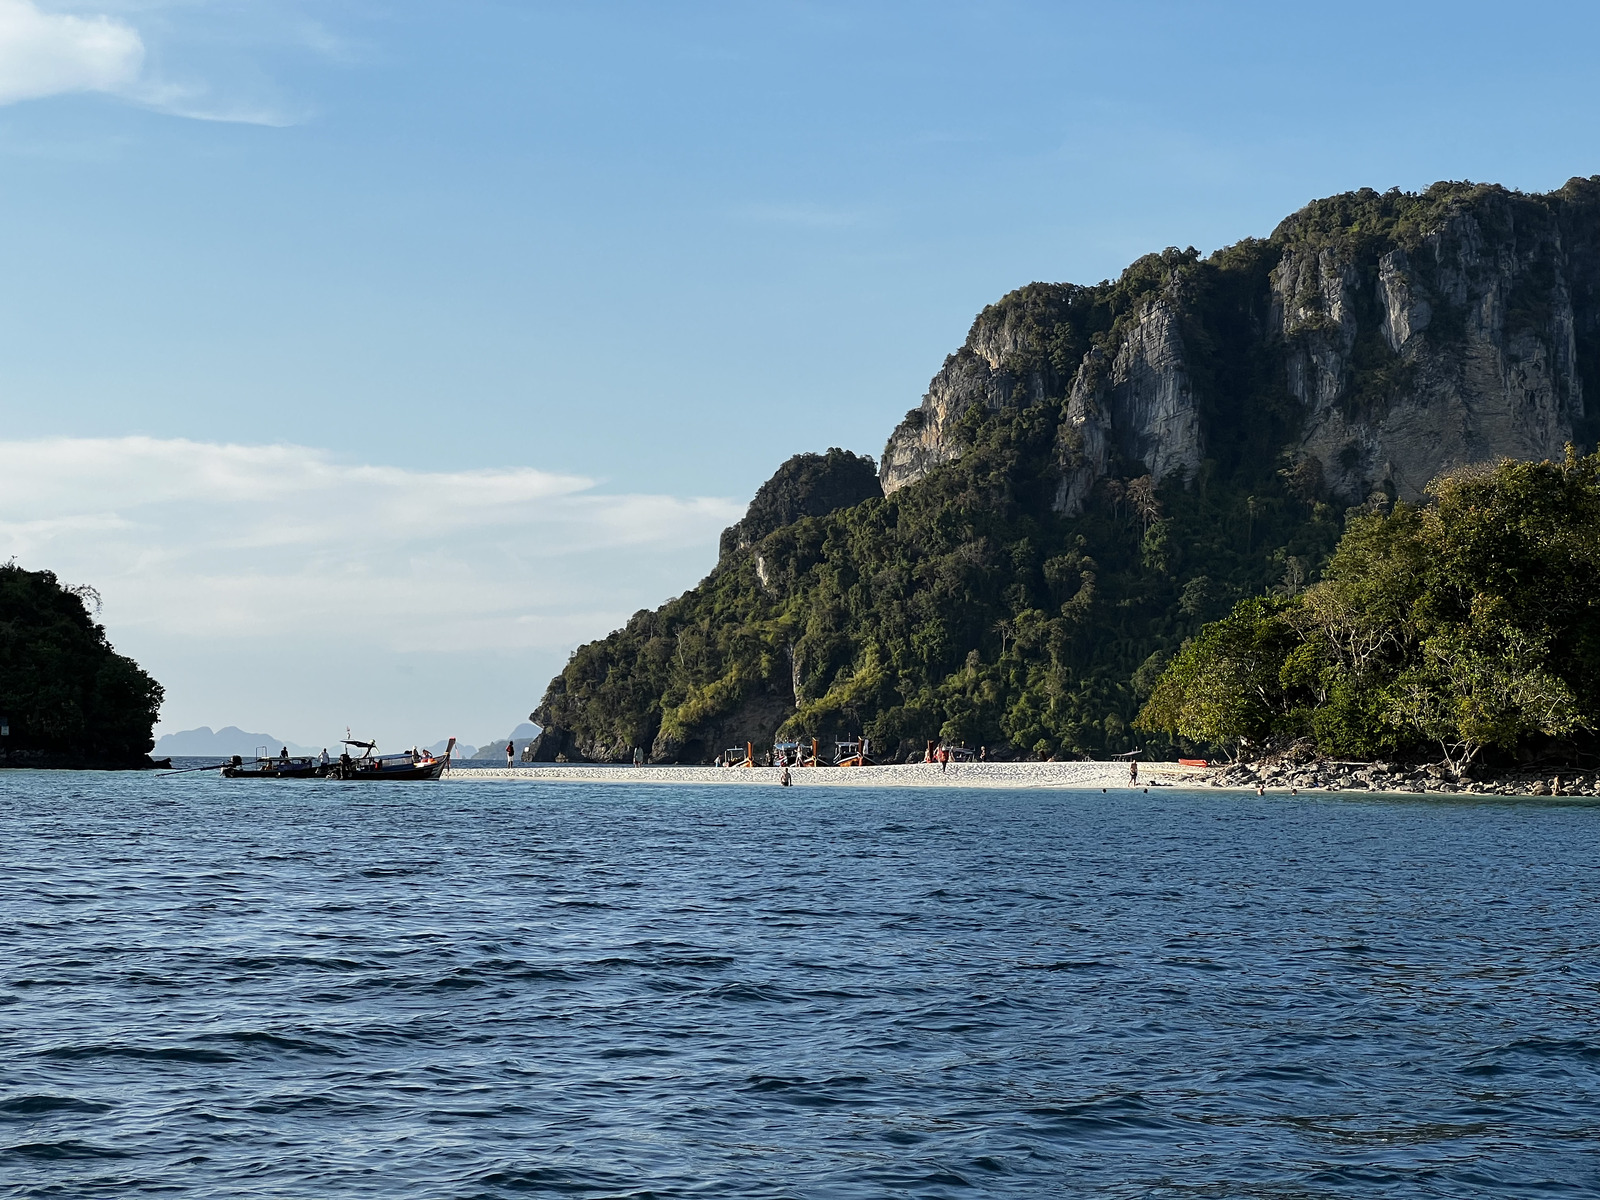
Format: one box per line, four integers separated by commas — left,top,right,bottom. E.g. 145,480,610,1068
3,773,1600,1197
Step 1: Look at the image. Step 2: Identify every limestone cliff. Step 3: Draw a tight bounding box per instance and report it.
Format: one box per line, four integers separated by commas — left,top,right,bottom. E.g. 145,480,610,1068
877,287,1074,493
880,180,1600,509
1270,190,1588,500
536,179,1600,766
1053,294,1204,514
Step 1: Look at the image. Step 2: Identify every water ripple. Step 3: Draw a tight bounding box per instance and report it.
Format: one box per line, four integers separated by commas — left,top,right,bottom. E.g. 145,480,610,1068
3,775,1600,1197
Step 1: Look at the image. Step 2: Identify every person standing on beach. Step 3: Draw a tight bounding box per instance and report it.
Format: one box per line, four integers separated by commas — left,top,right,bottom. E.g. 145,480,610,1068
938,746,949,773
505,740,514,768
633,746,643,767
1129,758,1139,786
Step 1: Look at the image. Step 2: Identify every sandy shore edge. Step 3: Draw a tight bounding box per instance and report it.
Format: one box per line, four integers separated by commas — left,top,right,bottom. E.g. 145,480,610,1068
443,761,1209,790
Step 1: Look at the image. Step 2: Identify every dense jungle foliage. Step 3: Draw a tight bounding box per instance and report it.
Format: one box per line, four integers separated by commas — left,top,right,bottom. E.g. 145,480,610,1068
0,563,164,765
536,179,1600,763
537,245,1355,766
718,448,882,559
1137,453,1600,770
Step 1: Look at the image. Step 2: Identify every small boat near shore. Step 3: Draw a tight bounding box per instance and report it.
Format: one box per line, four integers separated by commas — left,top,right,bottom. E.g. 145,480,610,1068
221,752,327,779
328,737,454,781
833,738,876,767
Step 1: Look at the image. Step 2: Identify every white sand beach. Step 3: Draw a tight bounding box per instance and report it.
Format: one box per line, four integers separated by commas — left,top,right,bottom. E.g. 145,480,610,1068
444,760,1212,790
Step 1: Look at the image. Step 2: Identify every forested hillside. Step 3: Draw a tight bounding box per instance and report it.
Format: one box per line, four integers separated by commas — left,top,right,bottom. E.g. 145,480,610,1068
0,564,164,768
535,179,1600,763
1139,452,1600,769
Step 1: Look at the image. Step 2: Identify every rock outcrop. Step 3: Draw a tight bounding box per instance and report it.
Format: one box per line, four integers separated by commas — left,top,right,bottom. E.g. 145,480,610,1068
525,724,585,763
879,283,1078,495
1053,295,1204,514
1271,192,1586,500
536,179,1600,766
880,180,1600,507
720,448,882,560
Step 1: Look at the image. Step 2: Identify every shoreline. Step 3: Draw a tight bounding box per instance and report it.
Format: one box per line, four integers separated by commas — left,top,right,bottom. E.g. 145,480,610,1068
444,761,1206,790
441,760,1600,798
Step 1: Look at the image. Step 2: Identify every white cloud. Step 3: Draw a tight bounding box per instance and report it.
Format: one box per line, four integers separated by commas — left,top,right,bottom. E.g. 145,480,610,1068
0,437,745,744
0,0,142,104
0,1,294,124
0,436,741,640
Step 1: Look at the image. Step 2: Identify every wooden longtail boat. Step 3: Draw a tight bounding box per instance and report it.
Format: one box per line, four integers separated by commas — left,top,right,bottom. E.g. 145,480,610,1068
833,738,876,767
328,737,455,781
221,753,327,779
721,742,756,767
773,739,826,767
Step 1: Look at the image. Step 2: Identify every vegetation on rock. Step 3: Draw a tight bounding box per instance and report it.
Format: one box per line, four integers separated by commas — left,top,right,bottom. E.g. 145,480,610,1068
718,448,882,560
538,395,1343,763
0,563,164,767
1138,452,1600,770
536,179,1600,764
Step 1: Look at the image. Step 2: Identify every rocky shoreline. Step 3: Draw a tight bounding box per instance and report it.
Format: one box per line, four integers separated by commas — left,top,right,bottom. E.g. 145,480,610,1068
1209,759,1599,797
447,758,1600,797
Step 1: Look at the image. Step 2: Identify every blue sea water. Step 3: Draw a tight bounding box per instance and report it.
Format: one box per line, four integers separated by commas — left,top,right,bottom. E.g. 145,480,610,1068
3,774,1600,1198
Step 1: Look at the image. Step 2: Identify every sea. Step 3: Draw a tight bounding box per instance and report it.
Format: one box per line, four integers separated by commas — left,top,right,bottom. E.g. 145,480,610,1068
4,771,1599,1198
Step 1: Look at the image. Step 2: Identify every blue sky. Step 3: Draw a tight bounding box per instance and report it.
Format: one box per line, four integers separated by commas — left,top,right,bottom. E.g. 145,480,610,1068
2,0,1597,748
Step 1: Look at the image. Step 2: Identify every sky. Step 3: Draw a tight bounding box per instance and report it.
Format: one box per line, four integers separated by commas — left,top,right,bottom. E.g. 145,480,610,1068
2,0,1599,749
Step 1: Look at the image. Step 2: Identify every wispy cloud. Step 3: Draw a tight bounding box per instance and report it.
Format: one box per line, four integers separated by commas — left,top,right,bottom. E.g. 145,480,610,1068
0,0,142,104
0,437,742,647
0,0,294,124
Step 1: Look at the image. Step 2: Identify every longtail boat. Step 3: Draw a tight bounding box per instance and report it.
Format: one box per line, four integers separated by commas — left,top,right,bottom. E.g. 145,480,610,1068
221,752,327,779
833,737,876,767
329,737,454,781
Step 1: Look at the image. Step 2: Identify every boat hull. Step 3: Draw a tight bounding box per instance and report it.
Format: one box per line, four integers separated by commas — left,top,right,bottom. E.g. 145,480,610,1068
329,759,448,781
221,764,328,779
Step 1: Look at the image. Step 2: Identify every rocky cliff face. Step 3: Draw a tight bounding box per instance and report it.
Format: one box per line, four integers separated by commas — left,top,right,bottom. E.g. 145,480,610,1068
719,448,881,560
880,180,1600,508
1272,193,1586,501
1053,295,1205,514
536,179,1600,766
878,285,1073,494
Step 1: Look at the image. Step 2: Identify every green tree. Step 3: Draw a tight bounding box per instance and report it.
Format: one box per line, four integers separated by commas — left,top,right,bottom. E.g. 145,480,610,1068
0,564,163,764
1138,598,1300,757
1138,451,1600,768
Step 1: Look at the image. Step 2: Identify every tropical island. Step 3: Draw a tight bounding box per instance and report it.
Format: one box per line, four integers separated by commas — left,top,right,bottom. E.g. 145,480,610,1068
0,562,164,768
533,178,1600,779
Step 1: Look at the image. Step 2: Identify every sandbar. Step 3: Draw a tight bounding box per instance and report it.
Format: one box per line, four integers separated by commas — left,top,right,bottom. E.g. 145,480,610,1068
444,760,1210,790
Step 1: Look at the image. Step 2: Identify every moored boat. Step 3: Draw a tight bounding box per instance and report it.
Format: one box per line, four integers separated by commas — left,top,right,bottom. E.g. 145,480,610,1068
221,752,327,779
329,737,454,781
773,738,827,767
833,737,876,767
720,742,756,767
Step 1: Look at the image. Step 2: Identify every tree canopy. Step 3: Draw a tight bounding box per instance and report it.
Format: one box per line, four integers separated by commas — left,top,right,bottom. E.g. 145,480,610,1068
1137,452,1600,769
536,178,1600,765
0,563,164,766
